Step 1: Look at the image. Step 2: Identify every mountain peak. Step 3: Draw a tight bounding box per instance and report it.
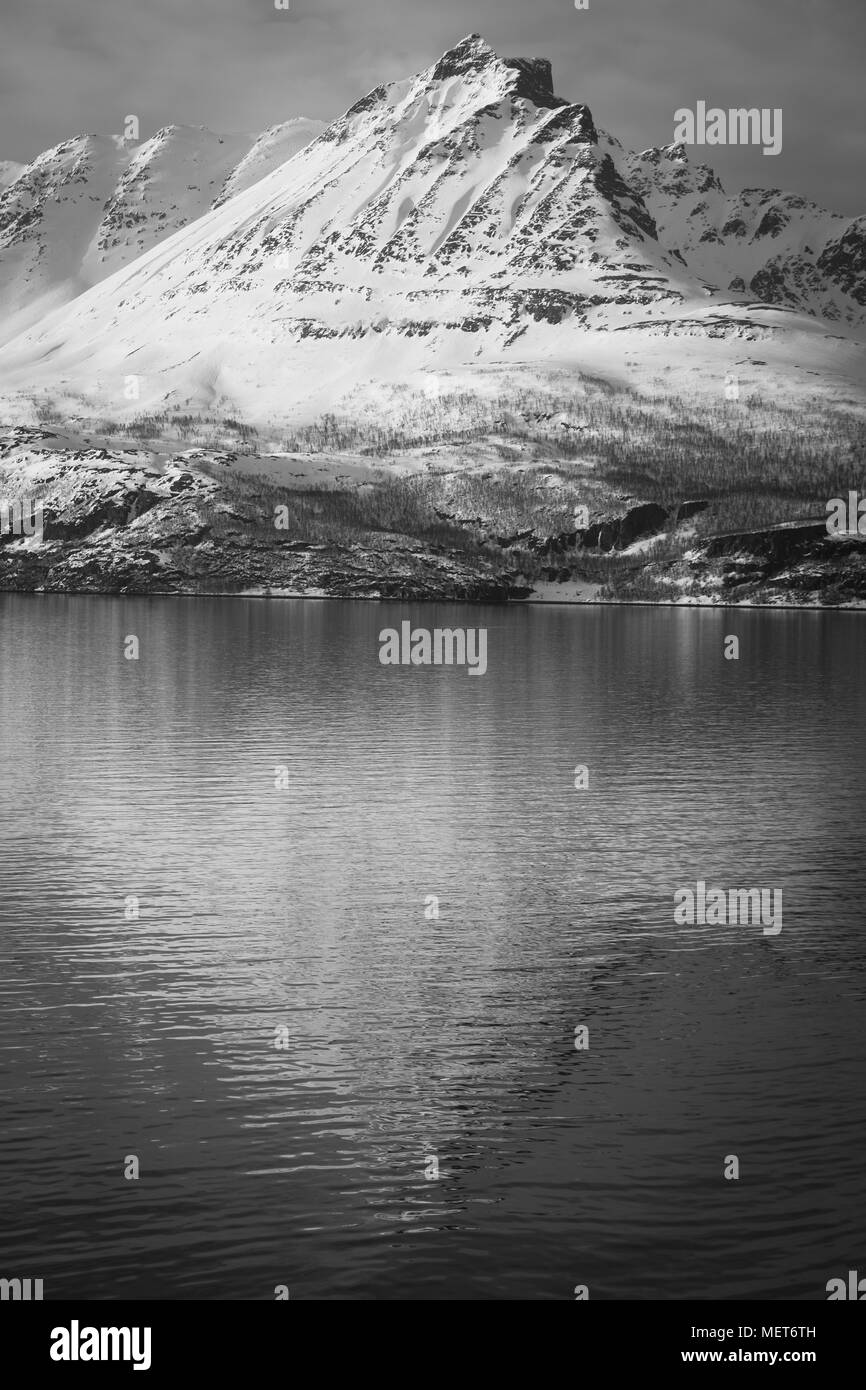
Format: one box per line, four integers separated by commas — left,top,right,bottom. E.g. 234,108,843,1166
3,27,864,428
430,34,562,109
430,34,494,81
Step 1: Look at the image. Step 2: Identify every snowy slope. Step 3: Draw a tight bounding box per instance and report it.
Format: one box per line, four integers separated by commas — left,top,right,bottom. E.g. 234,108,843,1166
0,136,130,341
0,34,863,425
0,122,322,346
0,160,25,189
91,126,253,278
214,119,327,206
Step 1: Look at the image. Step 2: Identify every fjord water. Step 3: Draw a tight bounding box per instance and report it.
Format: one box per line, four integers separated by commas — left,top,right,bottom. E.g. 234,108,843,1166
1,594,864,1302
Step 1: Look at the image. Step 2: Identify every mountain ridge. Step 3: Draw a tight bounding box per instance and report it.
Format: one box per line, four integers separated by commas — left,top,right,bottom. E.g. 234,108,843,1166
0,119,326,347
0,33,863,426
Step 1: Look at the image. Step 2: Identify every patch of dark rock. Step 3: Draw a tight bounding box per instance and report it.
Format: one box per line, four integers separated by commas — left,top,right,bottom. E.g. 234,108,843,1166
580,501,669,551
675,499,709,523
703,520,827,563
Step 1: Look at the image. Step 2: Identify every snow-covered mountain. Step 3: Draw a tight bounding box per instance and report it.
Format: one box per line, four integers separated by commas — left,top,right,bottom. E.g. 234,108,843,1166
0,121,325,345
0,34,863,423
622,142,866,325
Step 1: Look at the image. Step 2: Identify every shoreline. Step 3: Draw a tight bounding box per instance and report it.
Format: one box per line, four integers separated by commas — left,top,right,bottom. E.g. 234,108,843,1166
2,586,864,612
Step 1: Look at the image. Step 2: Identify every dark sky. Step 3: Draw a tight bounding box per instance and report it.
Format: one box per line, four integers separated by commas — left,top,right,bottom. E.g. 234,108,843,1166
1,0,863,215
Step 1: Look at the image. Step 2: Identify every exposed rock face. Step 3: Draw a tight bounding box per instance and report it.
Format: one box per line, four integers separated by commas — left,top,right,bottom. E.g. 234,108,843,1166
817,220,866,306
581,502,669,550
655,521,866,605
502,57,559,107
702,519,828,563
675,499,709,524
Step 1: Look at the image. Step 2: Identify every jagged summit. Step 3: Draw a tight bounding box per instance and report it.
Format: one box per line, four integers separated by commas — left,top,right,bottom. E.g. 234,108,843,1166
335,32,575,135
428,33,566,111
637,141,691,165
429,33,493,80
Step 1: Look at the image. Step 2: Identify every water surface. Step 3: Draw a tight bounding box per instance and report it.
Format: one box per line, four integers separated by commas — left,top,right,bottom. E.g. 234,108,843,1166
0,595,863,1299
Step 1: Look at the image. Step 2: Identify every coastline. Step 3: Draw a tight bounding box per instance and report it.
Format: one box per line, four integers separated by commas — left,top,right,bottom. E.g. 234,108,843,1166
2,584,864,611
